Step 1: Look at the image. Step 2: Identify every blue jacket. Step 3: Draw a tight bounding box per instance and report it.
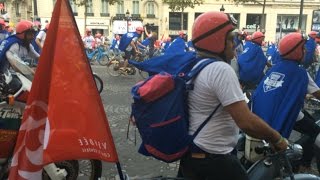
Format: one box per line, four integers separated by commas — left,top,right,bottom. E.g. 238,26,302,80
252,59,308,138
118,32,140,51
165,37,187,54
0,35,23,74
303,38,317,68
238,42,267,85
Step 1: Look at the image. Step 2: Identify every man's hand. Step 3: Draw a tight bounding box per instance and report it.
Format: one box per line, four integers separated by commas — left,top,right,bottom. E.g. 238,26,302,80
270,136,288,152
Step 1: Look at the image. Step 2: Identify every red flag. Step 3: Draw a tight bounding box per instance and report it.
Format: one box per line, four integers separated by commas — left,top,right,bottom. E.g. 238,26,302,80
9,0,119,179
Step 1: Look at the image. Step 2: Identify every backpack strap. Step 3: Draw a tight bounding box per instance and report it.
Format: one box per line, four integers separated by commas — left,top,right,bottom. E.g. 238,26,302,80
185,58,216,81
186,58,221,140
191,103,221,139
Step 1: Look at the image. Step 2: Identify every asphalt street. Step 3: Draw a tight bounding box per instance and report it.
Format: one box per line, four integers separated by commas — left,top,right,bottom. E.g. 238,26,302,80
91,65,179,180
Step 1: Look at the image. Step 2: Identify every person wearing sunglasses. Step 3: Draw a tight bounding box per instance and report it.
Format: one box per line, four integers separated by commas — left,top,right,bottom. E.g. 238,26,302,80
0,20,38,95
252,32,320,172
179,11,287,180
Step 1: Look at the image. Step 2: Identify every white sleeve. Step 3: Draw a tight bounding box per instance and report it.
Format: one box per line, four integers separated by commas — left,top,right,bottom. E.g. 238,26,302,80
36,31,44,40
29,44,40,59
208,62,245,106
307,72,320,94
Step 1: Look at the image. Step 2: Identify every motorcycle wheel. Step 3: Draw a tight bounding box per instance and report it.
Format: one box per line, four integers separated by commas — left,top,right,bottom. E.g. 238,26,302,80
93,74,103,94
42,160,102,180
107,60,121,77
98,54,110,66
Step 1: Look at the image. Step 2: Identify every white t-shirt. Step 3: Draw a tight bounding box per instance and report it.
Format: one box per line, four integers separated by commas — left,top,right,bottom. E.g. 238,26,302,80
296,72,320,121
36,30,47,47
188,60,245,154
126,37,138,51
82,35,95,49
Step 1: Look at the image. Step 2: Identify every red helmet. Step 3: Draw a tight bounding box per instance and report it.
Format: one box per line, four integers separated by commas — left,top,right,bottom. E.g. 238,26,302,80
251,31,265,45
245,35,252,41
308,31,318,39
33,21,41,29
278,32,307,61
16,20,38,40
179,31,186,37
192,11,236,55
136,26,144,32
0,19,5,26
45,23,50,30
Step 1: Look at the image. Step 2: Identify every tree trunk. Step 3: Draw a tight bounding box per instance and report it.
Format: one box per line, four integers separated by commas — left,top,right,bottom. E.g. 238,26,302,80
181,8,184,30
33,0,38,19
260,0,266,32
84,0,87,33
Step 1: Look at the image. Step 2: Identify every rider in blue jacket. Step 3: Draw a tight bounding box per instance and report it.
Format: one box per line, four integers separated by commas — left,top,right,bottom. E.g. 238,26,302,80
252,32,320,171
238,31,271,87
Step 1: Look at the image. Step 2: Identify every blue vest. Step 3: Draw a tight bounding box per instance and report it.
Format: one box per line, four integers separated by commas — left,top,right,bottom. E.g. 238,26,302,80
118,32,140,51
303,38,316,68
252,59,308,138
238,42,267,85
0,35,23,74
165,37,187,54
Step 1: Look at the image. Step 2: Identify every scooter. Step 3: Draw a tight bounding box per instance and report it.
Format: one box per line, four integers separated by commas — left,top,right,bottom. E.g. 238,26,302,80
246,141,320,180
0,68,102,179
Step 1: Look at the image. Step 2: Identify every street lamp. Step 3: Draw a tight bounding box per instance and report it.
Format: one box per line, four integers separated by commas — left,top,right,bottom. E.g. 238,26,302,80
126,9,130,33
220,5,225,12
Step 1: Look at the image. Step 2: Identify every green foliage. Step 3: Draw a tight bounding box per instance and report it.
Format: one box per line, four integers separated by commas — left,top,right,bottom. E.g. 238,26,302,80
162,0,204,12
72,0,121,6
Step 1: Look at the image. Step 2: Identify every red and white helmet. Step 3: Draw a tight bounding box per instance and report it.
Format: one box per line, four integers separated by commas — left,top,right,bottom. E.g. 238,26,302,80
192,11,236,55
251,31,265,45
278,32,307,61
16,20,38,40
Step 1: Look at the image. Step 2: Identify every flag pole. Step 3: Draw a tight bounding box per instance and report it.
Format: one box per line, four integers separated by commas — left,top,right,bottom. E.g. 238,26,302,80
116,162,125,180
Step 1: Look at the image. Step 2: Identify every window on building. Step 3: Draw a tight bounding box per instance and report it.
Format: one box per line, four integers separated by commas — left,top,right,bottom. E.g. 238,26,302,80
194,12,202,20
101,0,109,14
69,0,77,13
169,12,188,30
132,1,139,14
117,0,124,14
86,0,93,13
146,2,155,15
246,14,265,32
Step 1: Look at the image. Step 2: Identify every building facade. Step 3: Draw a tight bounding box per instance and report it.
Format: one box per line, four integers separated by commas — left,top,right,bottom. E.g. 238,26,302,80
0,0,33,25
5,0,320,42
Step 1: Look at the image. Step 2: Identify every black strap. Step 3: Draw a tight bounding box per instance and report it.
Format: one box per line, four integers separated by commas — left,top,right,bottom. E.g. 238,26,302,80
191,103,222,139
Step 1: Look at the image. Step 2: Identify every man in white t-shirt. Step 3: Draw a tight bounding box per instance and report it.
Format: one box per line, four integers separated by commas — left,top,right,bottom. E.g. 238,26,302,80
82,28,95,52
179,11,287,180
35,23,49,52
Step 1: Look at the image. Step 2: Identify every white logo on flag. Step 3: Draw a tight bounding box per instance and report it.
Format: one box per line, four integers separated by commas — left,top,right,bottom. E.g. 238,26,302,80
263,72,285,92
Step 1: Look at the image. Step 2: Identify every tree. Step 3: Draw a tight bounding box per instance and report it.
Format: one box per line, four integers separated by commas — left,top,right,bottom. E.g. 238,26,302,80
72,0,121,33
163,0,204,30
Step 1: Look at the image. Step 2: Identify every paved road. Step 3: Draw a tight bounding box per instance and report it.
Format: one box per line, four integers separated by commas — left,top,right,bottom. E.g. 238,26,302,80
91,65,179,180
